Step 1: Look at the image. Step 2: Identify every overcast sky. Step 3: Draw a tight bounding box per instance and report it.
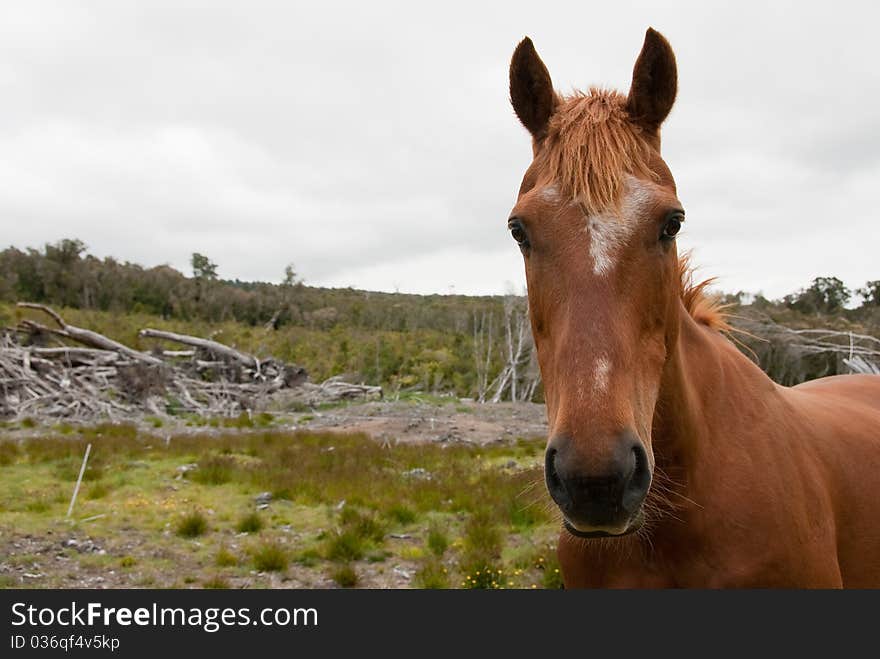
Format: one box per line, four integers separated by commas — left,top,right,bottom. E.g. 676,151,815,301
1,2,878,299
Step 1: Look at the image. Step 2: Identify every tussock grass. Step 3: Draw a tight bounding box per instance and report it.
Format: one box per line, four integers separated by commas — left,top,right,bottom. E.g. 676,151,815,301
294,548,321,567
414,558,449,589
175,511,208,538
251,541,289,572
236,512,264,534
0,425,558,588
385,504,417,525
324,508,386,562
331,564,358,588
85,482,110,500
459,511,504,589
426,521,449,556
1,430,547,526
0,442,20,466
215,546,238,567
324,530,367,562
203,575,231,589
191,456,235,485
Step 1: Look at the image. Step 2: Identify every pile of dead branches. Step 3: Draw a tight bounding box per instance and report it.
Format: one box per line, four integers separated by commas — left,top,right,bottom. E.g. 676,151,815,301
733,312,880,383
1,302,379,421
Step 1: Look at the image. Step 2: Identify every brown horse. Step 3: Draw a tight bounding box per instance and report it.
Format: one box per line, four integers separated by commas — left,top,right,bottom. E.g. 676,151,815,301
506,28,880,587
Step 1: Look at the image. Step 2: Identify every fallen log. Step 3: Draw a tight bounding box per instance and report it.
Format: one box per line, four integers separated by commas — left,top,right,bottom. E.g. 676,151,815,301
17,303,162,366
139,328,258,369
28,347,121,366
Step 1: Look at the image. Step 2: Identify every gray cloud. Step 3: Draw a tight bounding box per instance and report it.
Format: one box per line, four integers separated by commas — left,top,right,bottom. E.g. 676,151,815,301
1,1,878,298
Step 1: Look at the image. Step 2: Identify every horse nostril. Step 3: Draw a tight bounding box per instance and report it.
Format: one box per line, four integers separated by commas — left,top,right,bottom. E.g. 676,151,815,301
621,442,651,513
544,447,570,508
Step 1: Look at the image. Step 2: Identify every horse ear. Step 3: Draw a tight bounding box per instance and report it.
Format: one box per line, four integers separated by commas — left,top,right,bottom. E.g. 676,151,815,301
509,37,557,140
625,28,677,133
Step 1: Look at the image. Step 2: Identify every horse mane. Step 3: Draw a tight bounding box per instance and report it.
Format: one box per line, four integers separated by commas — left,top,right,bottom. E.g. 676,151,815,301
541,88,729,332
677,254,730,332
540,88,657,215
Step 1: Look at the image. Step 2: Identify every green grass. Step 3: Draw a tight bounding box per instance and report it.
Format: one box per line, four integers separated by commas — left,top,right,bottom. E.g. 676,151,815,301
0,425,557,588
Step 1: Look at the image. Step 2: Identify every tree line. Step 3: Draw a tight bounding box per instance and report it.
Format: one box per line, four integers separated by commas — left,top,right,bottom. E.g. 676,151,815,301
1,240,877,399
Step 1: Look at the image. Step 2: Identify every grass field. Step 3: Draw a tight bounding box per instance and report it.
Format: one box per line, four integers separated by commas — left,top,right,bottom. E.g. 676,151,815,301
0,421,562,589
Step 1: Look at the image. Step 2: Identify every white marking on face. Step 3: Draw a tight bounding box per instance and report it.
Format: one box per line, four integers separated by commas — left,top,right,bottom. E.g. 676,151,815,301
538,185,562,203
593,356,611,394
584,176,655,276
586,214,629,276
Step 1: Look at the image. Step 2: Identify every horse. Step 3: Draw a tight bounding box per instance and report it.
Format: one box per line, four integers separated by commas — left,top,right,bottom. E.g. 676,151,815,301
506,28,880,587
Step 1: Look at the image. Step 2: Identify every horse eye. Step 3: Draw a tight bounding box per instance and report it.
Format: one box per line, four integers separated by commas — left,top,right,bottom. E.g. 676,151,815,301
509,220,529,247
661,214,683,241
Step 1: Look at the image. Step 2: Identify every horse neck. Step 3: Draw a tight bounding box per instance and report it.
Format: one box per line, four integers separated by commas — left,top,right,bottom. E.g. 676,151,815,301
651,302,779,486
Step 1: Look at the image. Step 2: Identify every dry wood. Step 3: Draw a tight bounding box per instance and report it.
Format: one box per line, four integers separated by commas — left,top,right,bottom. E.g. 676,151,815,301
17,303,162,365
1,302,381,422
139,328,258,369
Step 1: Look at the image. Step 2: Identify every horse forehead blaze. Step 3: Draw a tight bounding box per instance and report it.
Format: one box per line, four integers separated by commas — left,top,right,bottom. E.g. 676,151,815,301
530,175,660,277
583,176,656,276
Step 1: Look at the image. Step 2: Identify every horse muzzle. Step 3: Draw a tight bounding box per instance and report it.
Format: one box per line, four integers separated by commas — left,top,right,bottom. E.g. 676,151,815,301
545,430,652,537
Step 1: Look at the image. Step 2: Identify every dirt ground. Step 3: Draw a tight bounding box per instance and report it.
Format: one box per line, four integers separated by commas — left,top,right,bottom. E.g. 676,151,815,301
295,399,548,445
3,398,549,446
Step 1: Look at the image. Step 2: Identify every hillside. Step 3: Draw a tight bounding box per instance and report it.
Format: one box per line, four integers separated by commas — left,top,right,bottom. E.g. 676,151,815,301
2,239,879,400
